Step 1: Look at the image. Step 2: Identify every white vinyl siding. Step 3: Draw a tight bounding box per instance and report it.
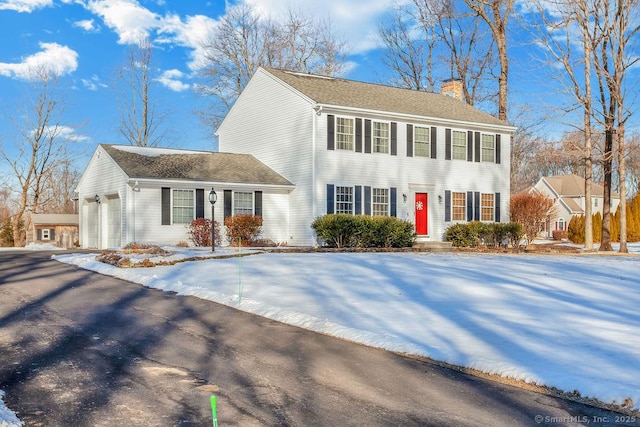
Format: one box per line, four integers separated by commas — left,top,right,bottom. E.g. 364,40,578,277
414,126,430,157
452,130,467,160
336,117,354,150
481,134,496,162
372,188,389,216
172,189,194,224
373,121,389,153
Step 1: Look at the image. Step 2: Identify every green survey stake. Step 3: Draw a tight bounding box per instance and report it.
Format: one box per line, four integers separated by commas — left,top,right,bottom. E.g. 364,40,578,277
211,395,218,427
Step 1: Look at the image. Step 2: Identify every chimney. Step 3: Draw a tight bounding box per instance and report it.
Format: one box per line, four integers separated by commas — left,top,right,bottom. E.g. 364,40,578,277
441,78,463,101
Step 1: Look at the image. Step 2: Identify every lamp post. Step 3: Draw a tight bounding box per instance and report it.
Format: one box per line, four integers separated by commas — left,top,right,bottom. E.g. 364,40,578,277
208,187,217,252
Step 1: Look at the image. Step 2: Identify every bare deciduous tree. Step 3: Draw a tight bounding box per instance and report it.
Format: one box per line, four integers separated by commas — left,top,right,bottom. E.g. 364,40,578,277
116,37,166,147
199,4,349,130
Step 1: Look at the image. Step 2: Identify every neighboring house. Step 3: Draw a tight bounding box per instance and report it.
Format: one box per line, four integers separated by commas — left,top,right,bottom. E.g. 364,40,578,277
27,214,79,248
533,174,621,237
76,145,293,249
217,67,515,245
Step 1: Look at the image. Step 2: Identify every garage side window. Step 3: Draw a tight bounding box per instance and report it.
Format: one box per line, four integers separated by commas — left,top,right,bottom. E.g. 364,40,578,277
172,189,194,224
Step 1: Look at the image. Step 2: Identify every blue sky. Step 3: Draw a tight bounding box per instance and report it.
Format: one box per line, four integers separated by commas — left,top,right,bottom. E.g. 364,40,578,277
0,0,593,175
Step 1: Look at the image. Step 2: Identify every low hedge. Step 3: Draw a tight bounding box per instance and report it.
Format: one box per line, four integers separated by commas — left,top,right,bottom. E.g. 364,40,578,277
444,221,524,248
311,214,416,248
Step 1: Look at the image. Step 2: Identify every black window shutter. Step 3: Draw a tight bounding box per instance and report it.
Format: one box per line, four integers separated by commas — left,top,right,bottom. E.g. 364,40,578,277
430,126,437,159
224,190,232,220
255,191,263,217
467,191,474,221
50,228,55,240
326,184,334,214
496,134,501,164
467,131,473,162
390,187,397,217
406,124,413,157
495,192,501,222
37,229,42,240
445,129,452,160
355,185,362,214
364,119,372,153
474,191,480,221
364,186,371,215
445,190,451,222
390,122,397,156
161,187,170,225
355,118,363,153
327,115,335,150
196,189,204,218
474,132,481,162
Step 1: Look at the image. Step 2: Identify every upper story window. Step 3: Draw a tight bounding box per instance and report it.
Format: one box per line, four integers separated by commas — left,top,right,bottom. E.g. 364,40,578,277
372,188,389,216
336,117,354,150
414,126,431,157
481,193,495,221
452,192,466,221
172,189,194,224
373,121,389,154
233,191,254,215
452,130,467,160
481,134,496,162
336,186,353,214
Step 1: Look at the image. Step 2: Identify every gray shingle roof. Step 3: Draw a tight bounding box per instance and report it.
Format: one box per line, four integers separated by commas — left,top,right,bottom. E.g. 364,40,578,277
545,174,612,198
101,145,293,186
264,68,510,128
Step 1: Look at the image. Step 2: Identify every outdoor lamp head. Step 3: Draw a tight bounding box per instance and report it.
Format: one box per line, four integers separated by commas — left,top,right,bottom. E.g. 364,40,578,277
209,187,217,205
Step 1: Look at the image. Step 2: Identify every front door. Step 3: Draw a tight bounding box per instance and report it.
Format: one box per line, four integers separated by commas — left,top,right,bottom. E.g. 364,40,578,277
415,193,428,235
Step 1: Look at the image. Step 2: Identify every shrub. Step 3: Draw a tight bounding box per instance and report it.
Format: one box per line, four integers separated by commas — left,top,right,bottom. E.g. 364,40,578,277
510,191,556,245
444,222,524,248
224,214,263,246
311,214,415,248
187,218,221,247
444,223,477,247
552,230,567,241
568,215,585,244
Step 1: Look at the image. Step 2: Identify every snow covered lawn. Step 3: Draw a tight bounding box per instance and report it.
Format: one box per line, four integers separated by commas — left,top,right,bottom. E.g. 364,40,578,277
3,247,639,424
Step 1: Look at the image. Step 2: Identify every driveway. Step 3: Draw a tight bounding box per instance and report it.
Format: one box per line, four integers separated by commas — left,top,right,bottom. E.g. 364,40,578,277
0,250,636,426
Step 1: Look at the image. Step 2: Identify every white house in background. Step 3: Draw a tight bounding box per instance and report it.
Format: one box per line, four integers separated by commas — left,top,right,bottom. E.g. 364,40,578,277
217,67,515,245
76,144,293,249
533,174,621,237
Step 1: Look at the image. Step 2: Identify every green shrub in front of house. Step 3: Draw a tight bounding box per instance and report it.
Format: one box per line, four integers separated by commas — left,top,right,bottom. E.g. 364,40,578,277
311,214,415,248
444,221,524,248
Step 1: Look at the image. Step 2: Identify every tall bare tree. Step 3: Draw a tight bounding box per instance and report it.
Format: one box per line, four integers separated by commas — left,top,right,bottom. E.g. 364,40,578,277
199,4,348,129
116,37,166,147
464,0,514,121
0,67,71,245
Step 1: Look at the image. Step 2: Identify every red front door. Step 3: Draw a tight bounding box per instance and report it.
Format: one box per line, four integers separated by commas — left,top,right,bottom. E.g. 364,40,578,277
415,193,428,235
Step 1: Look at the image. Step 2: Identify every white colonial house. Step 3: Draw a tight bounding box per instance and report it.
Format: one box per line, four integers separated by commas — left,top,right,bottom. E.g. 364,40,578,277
533,174,621,237
76,145,293,249
217,68,515,246
77,68,515,248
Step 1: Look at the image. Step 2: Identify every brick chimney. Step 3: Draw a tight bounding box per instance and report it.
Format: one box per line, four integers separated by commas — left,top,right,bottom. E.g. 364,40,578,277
441,78,463,101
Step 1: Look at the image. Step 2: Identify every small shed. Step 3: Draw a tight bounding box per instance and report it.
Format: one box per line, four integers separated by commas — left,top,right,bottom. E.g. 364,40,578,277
28,214,79,248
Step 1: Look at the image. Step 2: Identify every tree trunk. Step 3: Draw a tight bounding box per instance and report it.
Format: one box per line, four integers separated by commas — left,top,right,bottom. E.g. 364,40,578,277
600,126,614,251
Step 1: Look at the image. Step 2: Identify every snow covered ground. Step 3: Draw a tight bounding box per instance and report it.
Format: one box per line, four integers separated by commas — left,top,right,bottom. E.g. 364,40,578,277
2,245,639,424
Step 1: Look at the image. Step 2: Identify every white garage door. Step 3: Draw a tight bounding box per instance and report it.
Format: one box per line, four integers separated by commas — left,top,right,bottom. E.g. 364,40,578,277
107,196,122,248
85,201,98,248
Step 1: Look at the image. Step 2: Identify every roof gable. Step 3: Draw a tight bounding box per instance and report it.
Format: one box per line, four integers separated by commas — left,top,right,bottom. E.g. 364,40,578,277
100,145,293,186
263,68,511,128
544,174,613,198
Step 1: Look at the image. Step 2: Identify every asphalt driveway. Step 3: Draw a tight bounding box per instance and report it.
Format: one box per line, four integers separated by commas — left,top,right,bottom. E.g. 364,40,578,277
0,250,637,426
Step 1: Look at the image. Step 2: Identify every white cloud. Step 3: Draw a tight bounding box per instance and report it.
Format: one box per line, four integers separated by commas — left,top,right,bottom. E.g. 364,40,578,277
155,69,190,92
156,13,217,71
84,0,159,44
73,18,98,32
0,0,53,13
0,42,78,80
81,75,107,91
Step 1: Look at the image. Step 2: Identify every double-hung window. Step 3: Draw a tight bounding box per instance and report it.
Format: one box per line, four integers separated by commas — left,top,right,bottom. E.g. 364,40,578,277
172,189,194,224
481,193,495,221
372,188,389,216
414,126,430,157
233,191,254,215
335,186,353,214
41,229,51,240
452,192,466,221
481,134,496,162
373,121,389,153
336,117,354,150
452,130,467,160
